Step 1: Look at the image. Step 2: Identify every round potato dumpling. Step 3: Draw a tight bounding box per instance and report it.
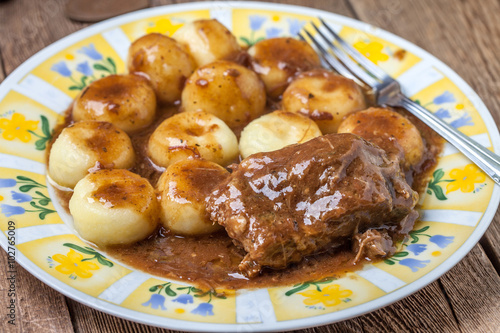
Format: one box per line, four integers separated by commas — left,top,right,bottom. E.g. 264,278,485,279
338,107,425,168
173,19,241,67
239,110,322,159
157,159,229,235
73,74,156,134
127,33,195,104
48,121,135,189
148,110,238,168
69,169,159,246
248,37,321,98
282,69,367,134
181,60,266,131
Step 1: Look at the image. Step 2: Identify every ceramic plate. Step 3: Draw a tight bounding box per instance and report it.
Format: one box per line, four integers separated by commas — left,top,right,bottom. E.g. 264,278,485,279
0,2,498,331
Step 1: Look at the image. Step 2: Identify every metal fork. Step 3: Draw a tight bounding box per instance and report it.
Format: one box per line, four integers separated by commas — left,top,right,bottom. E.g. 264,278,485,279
299,18,500,186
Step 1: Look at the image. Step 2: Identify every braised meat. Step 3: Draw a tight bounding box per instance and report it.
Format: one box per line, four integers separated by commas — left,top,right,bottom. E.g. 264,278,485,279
206,133,419,277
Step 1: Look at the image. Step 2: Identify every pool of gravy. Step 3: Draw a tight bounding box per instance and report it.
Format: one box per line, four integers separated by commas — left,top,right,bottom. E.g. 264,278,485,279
51,98,443,291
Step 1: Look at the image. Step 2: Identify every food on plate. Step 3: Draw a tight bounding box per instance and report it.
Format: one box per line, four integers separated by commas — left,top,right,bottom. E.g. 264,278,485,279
48,121,135,188
147,110,238,168
157,159,229,235
239,110,322,158
69,169,159,246
72,74,157,133
338,107,425,169
181,60,266,131
127,33,195,104
48,18,442,289
173,19,241,67
248,37,322,98
207,133,419,277
282,69,367,134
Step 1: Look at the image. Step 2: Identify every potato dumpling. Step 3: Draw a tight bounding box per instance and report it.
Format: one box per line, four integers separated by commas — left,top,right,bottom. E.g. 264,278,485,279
239,110,322,159
69,169,159,246
173,19,241,67
248,37,321,98
282,69,367,134
127,33,195,104
181,60,266,131
72,74,156,134
148,110,238,168
48,121,135,189
338,107,425,168
157,159,229,235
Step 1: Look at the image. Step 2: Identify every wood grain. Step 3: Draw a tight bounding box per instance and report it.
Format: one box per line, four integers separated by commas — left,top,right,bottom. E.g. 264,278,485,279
0,0,499,332
0,250,74,333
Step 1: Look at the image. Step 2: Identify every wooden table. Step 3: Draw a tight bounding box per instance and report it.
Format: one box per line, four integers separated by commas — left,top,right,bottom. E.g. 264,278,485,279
1,0,499,332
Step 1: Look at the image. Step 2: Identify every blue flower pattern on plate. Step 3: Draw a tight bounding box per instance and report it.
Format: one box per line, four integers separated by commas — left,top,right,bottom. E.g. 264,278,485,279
77,44,103,60
142,294,167,310
287,18,305,36
173,294,194,304
50,61,72,77
76,61,93,76
191,303,214,316
11,191,32,203
449,114,473,128
407,243,427,256
399,258,431,272
249,15,267,31
265,27,282,38
429,235,455,248
433,91,456,104
0,179,16,188
1,204,25,217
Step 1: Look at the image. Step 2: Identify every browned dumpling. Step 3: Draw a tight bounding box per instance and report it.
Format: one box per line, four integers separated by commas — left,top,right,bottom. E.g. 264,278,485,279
338,107,425,168
72,74,156,134
282,69,367,134
48,121,135,188
148,110,238,168
181,60,266,132
173,19,241,67
157,159,229,235
248,37,321,98
70,169,159,246
127,33,195,104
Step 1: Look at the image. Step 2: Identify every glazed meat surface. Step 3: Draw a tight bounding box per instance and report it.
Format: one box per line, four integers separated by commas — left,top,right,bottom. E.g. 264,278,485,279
206,133,419,277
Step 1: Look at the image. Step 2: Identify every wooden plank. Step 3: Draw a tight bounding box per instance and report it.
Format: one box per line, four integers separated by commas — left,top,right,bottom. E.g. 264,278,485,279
0,0,89,75
440,245,500,332
0,250,75,333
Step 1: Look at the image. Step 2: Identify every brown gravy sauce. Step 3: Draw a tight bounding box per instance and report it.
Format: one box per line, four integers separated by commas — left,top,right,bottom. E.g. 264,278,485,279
51,97,443,291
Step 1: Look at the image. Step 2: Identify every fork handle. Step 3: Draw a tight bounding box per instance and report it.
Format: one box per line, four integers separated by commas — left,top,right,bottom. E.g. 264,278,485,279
392,95,500,186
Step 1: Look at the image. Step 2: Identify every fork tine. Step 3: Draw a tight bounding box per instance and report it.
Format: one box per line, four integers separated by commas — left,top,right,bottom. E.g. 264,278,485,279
299,32,361,84
310,22,379,87
319,17,389,81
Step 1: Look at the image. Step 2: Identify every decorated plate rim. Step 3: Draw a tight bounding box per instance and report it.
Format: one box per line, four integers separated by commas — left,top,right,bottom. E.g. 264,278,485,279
0,1,499,332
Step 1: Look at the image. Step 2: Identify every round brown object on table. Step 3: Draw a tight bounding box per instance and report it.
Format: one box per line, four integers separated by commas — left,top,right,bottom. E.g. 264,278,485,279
282,69,367,134
157,159,229,235
173,19,241,67
127,33,195,105
338,107,425,168
69,169,159,246
48,121,135,189
181,60,266,132
148,110,239,168
248,37,321,98
72,74,156,134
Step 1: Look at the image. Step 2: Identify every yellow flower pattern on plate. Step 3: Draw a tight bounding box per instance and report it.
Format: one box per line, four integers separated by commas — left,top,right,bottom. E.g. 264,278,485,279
353,41,390,64
146,18,183,35
446,163,486,194
0,113,39,143
52,249,99,279
298,284,353,307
